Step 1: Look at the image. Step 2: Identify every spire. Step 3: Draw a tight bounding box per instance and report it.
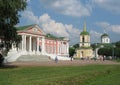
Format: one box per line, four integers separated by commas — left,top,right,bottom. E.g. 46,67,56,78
83,20,86,32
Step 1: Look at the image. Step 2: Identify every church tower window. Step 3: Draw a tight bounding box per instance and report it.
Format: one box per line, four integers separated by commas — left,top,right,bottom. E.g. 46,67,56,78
82,37,85,42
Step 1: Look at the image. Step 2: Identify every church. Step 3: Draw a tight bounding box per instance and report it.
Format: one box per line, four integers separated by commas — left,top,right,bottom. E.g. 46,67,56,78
4,24,69,62
101,33,110,44
75,22,93,58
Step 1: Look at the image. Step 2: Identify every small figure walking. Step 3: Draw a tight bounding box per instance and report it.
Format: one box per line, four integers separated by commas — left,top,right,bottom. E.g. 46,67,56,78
55,56,58,63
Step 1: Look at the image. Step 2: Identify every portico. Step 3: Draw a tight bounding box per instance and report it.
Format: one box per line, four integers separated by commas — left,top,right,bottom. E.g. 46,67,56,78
14,24,46,55
18,34,45,55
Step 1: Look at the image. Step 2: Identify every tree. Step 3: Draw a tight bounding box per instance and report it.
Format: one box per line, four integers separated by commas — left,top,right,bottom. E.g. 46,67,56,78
115,41,120,58
98,47,112,56
0,0,27,55
73,44,79,49
69,47,75,57
115,41,120,47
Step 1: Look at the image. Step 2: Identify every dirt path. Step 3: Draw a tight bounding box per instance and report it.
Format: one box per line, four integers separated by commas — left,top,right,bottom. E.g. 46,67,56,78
6,60,120,67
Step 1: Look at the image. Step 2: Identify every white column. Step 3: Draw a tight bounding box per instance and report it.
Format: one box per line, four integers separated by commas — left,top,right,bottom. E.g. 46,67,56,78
57,41,59,55
61,42,63,54
42,37,45,54
59,42,61,54
24,35,26,51
37,37,39,53
22,35,24,50
29,36,32,52
67,42,69,57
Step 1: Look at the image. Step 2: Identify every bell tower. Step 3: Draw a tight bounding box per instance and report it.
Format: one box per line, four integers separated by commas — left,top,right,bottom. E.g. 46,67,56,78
80,21,90,47
76,21,93,58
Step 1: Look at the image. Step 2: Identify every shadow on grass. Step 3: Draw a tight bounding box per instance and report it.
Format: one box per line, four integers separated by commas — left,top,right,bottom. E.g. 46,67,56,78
0,63,18,69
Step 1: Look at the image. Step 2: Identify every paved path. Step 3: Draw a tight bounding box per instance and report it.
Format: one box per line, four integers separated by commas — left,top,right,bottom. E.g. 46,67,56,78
6,60,120,67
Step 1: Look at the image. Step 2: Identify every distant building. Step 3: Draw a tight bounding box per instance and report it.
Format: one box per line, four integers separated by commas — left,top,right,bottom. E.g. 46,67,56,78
76,22,93,58
101,33,110,44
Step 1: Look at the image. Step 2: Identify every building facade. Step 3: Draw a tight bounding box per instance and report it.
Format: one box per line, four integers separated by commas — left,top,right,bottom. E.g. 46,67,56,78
16,24,69,56
5,24,69,62
76,22,93,58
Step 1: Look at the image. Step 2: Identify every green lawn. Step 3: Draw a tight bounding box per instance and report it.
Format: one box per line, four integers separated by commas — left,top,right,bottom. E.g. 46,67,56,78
0,65,120,85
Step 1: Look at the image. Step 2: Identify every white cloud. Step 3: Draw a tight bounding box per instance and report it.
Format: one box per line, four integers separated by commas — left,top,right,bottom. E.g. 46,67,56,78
22,10,80,44
96,22,120,34
91,0,120,14
110,25,120,34
39,0,120,16
40,0,92,17
22,11,39,24
96,22,110,29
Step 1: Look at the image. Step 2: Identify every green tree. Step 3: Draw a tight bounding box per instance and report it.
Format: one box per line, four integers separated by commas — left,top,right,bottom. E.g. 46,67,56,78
98,47,112,56
69,47,75,57
115,41,120,58
115,41,120,47
0,0,27,55
73,44,79,49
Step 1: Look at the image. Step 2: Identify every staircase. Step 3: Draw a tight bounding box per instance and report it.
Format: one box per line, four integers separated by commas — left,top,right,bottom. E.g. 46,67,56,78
17,55,50,62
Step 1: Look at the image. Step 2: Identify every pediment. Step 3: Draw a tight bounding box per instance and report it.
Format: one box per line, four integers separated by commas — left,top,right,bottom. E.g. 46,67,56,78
18,25,45,35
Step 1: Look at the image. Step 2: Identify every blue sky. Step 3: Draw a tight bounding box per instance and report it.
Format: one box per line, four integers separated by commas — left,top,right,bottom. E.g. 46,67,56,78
18,0,120,45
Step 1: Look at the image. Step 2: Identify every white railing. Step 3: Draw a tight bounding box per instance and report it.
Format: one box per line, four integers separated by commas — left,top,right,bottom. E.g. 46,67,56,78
4,51,27,63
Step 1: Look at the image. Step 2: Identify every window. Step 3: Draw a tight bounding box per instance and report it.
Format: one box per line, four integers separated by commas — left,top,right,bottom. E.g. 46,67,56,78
82,36,85,42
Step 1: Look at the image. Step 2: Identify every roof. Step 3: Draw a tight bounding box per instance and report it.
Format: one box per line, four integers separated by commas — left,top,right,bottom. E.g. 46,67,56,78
101,33,109,37
45,33,65,40
80,31,89,35
16,24,36,31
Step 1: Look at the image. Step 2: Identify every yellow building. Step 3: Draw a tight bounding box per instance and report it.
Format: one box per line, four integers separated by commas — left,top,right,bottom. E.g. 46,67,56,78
76,22,93,58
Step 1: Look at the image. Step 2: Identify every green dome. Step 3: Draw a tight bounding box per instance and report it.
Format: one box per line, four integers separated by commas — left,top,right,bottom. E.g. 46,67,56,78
101,33,109,37
80,31,89,35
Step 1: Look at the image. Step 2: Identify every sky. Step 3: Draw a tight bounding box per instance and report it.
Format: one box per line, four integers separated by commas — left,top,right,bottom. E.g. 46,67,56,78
18,0,120,45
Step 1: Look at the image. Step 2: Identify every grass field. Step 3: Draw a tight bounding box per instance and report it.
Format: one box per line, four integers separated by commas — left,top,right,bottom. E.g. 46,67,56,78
0,65,120,85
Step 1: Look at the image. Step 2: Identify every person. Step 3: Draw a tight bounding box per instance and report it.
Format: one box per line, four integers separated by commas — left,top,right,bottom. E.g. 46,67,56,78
55,56,58,63
71,56,73,61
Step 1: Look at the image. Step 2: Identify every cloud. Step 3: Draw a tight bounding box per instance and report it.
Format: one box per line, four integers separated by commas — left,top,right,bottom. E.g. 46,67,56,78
22,10,80,45
96,22,120,34
91,0,120,14
39,0,92,17
110,25,120,34
39,0,120,16
90,30,101,43
95,22,110,29
22,11,39,24
39,13,81,44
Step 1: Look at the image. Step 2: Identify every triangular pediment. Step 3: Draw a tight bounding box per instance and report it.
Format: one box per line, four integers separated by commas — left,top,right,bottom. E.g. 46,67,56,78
17,24,45,36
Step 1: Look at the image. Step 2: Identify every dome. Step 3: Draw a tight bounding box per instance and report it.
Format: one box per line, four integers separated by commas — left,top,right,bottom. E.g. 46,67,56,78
101,33,109,38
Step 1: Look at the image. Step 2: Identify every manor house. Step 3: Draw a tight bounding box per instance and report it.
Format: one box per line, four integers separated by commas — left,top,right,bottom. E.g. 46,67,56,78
4,24,69,62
